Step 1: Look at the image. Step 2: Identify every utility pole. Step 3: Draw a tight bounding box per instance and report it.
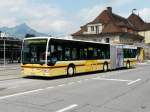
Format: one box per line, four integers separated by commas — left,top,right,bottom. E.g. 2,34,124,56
4,37,5,68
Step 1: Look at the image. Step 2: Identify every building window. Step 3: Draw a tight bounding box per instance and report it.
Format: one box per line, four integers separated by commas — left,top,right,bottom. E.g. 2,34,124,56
96,25,103,34
91,26,95,31
106,38,110,43
123,28,127,32
99,25,103,33
95,26,99,34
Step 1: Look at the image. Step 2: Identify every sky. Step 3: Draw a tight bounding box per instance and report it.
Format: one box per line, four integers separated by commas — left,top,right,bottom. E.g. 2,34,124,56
0,0,150,36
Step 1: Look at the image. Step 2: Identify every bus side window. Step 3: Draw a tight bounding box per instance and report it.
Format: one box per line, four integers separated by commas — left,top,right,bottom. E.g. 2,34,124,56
51,45,55,53
84,48,88,59
65,48,71,60
101,51,105,59
102,48,107,59
87,47,93,59
57,45,63,61
72,48,77,60
127,49,130,58
129,49,131,58
50,45,58,63
105,48,110,59
47,46,50,63
93,48,98,59
97,49,101,59
133,49,137,58
123,49,127,58
79,48,84,60
131,49,136,58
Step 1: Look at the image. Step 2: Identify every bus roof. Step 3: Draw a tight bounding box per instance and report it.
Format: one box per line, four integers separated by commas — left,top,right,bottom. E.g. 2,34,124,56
23,36,110,45
23,37,137,49
23,37,52,40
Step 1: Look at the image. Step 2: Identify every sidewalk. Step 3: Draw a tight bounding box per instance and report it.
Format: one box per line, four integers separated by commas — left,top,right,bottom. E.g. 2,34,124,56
0,74,21,81
0,63,20,71
147,60,150,63
0,63,21,81
137,60,150,65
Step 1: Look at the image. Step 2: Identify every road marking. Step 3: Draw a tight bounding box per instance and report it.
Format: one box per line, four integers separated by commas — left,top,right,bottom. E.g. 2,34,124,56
84,79,89,81
46,86,54,89
0,78,89,100
128,79,141,85
93,77,141,85
93,77,132,82
91,77,99,80
0,89,43,100
8,86,19,89
0,86,54,100
68,82,75,85
58,84,66,87
96,67,145,78
56,104,78,112
101,75,106,77
77,80,82,83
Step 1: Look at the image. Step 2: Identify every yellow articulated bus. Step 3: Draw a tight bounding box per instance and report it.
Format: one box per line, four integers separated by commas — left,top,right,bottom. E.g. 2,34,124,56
21,37,137,77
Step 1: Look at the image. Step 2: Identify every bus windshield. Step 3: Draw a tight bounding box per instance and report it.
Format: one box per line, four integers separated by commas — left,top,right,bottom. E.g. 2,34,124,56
22,39,47,64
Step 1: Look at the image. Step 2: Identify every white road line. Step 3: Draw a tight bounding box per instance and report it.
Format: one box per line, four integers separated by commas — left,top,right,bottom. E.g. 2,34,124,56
101,75,106,77
0,89,43,100
77,80,82,83
56,104,78,112
46,86,54,89
68,82,75,85
91,77,99,80
8,86,19,89
58,84,66,87
84,79,89,81
93,77,132,82
127,79,141,85
0,86,54,100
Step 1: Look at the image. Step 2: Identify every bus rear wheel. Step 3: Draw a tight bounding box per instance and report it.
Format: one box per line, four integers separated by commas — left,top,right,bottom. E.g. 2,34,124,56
103,63,108,72
126,61,130,69
67,66,75,76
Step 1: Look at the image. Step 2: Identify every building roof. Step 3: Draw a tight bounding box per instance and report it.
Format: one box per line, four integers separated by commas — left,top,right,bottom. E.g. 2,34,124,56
72,25,87,36
145,23,150,30
89,9,134,29
128,13,150,31
72,7,134,36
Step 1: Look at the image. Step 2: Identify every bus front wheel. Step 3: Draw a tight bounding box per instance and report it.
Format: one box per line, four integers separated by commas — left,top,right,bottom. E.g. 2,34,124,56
103,63,108,72
67,66,75,76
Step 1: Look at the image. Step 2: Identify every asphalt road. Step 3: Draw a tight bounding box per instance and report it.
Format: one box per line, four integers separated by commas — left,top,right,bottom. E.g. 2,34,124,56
0,63,150,112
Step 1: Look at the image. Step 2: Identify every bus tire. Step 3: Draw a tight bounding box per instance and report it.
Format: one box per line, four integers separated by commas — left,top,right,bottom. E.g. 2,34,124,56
103,63,108,72
126,61,130,69
67,65,75,76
